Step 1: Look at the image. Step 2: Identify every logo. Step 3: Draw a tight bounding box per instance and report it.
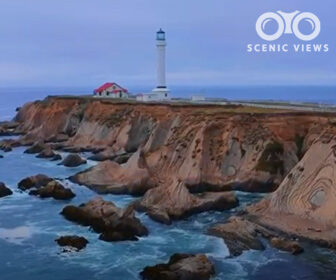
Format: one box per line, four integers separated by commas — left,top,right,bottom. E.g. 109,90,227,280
247,10,328,53
256,11,320,41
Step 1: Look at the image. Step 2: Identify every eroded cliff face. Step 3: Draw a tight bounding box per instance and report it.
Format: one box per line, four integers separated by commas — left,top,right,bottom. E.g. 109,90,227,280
245,130,336,247
9,97,332,195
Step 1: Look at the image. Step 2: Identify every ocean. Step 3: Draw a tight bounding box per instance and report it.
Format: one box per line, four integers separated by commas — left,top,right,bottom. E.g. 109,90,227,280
0,86,336,279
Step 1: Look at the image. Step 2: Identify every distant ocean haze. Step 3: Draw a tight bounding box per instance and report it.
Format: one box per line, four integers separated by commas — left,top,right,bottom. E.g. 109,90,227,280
0,85,335,120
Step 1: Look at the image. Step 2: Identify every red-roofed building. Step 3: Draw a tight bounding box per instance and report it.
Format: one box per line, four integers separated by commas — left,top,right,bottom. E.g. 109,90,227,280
94,82,129,98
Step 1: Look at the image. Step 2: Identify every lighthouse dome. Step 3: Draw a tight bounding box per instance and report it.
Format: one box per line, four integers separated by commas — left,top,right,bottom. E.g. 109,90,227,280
156,29,165,41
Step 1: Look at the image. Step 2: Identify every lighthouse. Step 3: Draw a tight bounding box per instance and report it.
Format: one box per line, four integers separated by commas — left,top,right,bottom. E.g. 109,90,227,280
152,28,170,100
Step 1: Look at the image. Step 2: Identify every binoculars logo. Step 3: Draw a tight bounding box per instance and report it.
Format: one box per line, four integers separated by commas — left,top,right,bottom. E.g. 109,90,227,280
256,11,321,41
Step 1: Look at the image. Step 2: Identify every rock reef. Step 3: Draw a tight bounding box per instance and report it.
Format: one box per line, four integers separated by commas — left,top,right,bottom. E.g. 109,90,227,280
29,181,75,200
61,197,148,241
55,235,88,251
135,178,238,224
140,253,215,280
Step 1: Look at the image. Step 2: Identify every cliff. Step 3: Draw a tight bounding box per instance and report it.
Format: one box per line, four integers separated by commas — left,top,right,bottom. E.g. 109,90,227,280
8,96,332,195
243,129,336,247
3,96,336,250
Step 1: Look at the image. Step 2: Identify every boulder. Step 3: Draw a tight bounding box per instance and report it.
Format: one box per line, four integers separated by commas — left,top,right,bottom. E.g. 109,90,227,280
18,174,53,191
140,253,215,280
270,237,304,255
0,182,13,198
55,235,88,251
61,197,148,241
208,217,265,257
36,147,56,158
24,142,47,154
60,154,86,167
29,181,75,200
135,179,238,225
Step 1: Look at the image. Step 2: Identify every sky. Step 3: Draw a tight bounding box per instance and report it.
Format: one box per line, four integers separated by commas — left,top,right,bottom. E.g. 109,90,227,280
0,0,335,88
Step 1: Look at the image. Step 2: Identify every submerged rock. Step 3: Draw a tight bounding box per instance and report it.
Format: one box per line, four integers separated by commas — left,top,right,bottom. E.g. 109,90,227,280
0,155,3,158
0,182,13,198
270,237,304,255
140,253,215,280
60,154,86,167
29,181,75,200
61,197,148,241
55,235,88,251
18,174,53,191
135,179,238,225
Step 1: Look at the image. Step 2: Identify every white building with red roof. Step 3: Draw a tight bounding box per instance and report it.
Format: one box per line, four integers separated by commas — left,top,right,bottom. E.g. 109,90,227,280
94,82,129,98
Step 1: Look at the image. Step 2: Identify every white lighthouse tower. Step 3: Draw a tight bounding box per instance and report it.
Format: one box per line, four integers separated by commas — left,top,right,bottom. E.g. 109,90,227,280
152,28,170,100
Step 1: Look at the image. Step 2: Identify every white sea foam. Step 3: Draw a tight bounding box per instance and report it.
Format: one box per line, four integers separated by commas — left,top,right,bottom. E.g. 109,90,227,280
0,225,33,245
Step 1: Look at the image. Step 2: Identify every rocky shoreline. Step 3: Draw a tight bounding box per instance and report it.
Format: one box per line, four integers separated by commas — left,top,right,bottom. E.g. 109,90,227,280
1,96,336,278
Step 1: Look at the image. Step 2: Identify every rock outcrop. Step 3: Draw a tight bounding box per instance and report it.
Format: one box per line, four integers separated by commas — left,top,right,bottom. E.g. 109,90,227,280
55,235,88,251
270,237,303,255
140,253,215,280
70,151,155,195
60,154,86,167
24,142,47,154
0,121,20,136
0,182,12,198
29,181,75,200
61,197,148,241
18,174,53,191
209,132,336,255
135,179,238,224
36,147,57,158
242,133,336,249
208,217,265,256
208,216,304,256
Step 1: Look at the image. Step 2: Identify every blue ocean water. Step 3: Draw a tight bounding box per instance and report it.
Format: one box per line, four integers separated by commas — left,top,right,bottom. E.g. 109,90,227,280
0,88,336,279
